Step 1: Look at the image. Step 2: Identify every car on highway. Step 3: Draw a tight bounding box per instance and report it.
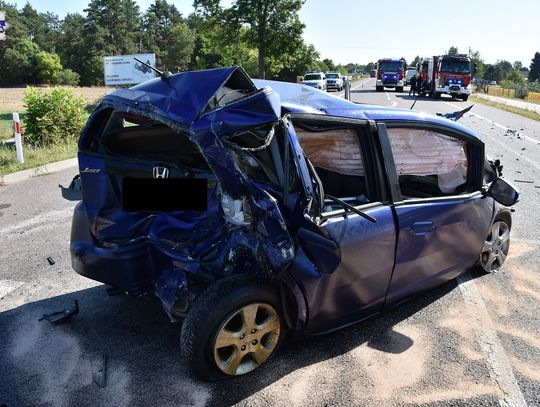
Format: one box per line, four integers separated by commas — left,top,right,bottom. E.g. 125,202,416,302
325,72,344,91
67,66,519,380
301,72,326,90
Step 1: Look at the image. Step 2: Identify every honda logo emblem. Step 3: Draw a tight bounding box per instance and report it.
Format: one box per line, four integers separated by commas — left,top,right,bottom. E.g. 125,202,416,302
153,166,169,179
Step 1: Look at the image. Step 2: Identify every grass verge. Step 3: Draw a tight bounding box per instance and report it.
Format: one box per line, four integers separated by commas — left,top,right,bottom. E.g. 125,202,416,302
0,112,28,141
470,95,540,122
0,139,77,176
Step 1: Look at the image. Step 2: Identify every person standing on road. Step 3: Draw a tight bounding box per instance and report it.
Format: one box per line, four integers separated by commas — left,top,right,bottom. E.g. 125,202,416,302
416,73,423,96
409,73,417,96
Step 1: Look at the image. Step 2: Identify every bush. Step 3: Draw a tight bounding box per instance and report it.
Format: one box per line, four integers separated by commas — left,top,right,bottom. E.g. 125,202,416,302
23,87,88,146
56,69,80,86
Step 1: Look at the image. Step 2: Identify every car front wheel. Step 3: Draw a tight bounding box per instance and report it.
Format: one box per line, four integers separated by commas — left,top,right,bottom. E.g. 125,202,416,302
180,277,285,380
479,211,511,273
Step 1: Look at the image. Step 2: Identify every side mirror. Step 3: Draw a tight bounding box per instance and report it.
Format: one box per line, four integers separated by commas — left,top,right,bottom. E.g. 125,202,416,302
485,177,519,206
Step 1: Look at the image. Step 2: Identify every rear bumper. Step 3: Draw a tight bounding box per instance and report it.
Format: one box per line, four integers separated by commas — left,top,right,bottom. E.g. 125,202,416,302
70,202,154,295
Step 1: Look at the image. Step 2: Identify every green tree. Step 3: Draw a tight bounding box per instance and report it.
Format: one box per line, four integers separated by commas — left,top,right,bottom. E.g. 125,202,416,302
84,0,142,55
513,61,522,70
529,52,540,82
35,51,63,83
272,42,319,81
19,4,61,53
505,69,525,85
1,38,40,83
495,60,512,82
446,46,459,56
164,22,196,72
58,13,86,77
196,0,305,79
142,0,184,69
484,64,496,81
322,58,336,72
469,49,484,79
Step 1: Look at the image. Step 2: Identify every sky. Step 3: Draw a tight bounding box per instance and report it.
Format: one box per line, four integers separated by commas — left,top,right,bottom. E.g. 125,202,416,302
4,0,540,66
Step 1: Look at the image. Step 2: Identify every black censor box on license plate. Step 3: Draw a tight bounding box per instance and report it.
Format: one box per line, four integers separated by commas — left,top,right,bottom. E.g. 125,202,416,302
122,178,208,211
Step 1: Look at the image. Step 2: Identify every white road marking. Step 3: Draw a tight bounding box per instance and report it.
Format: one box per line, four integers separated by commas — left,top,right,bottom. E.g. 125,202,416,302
0,279,24,298
0,208,73,237
446,102,539,145
351,78,372,90
457,273,527,407
336,78,372,96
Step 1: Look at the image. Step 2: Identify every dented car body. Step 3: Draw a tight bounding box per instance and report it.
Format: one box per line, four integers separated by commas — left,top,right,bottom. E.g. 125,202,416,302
70,66,519,379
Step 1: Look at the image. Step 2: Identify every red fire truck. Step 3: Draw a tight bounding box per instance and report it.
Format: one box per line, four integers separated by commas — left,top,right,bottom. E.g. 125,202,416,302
417,59,429,96
375,58,407,92
425,54,475,101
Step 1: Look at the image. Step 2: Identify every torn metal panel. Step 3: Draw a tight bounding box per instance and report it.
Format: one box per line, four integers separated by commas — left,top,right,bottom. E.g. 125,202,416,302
74,67,294,316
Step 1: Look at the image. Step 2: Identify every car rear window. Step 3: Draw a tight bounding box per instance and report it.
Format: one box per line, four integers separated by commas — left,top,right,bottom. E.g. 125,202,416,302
96,110,209,169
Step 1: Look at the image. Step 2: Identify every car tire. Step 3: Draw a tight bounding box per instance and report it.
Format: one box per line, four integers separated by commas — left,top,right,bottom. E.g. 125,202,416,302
461,95,469,102
180,276,285,380
434,92,441,99
376,86,383,92
478,210,512,273
396,87,403,92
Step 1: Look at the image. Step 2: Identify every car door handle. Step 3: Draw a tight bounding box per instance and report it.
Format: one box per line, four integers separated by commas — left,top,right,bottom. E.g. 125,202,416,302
411,221,434,235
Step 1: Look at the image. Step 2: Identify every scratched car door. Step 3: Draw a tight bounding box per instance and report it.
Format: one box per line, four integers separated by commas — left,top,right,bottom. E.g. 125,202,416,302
376,122,493,305
287,115,397,334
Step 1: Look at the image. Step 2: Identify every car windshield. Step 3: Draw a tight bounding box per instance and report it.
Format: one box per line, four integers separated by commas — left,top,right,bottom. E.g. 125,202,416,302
440,59,471,73
378,62,404,72
304,74,322,80
326,73,339,78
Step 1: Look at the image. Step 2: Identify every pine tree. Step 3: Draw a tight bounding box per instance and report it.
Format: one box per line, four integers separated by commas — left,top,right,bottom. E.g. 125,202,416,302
529,52,540,82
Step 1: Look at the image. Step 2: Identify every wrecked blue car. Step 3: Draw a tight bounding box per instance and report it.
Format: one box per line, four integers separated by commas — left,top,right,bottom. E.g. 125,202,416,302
68,66,519,380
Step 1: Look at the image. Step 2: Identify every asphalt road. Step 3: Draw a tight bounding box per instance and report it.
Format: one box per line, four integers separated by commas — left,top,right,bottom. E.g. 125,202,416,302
1,80,539,407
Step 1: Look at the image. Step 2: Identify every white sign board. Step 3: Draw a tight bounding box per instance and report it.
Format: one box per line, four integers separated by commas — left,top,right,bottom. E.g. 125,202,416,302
103,53,156,86
0,11,8,40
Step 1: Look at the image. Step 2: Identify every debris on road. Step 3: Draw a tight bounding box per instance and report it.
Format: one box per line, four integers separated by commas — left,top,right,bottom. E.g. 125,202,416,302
46,256,55,265
514,180,534,184
39,300,79,324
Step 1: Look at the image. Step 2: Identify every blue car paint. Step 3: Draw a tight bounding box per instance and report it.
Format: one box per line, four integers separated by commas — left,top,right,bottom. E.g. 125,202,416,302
71,67,502,334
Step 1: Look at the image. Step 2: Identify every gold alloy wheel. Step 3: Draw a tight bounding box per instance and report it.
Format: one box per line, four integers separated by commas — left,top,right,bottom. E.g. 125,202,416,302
213,302,280,376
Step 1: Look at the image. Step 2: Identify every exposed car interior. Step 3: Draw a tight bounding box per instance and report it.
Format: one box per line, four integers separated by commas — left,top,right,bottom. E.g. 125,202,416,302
386,127,469,199
295,127,372,212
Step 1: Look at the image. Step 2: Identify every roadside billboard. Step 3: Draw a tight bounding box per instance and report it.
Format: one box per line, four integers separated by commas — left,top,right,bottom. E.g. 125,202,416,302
103,53,156,86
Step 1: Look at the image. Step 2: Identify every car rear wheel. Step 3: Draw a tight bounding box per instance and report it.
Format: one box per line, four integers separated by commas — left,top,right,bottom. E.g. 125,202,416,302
479,211,511,273
376,86,383,92
180,277,285,380
461,95,469,101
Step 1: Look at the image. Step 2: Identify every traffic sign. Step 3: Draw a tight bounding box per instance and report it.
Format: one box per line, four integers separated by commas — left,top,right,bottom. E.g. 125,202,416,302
0,11,7,40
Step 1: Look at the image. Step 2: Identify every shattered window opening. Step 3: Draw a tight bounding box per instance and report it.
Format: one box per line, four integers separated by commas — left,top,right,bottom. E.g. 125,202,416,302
387,127,469,198
98,110,209,170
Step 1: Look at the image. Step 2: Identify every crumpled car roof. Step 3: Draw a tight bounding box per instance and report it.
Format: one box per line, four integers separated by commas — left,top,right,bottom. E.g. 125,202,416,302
253,79,479,140
99,66,478,141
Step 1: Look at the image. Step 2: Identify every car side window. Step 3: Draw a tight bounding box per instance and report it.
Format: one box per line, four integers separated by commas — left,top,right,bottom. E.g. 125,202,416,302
295,127,373,209
386,127,469,199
